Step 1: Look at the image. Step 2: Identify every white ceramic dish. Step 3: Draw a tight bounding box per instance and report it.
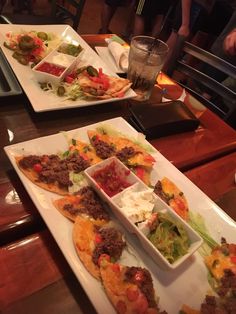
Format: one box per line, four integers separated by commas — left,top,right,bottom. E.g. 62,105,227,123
0,24,136,112
4,117,236,314
32,45,80,85
85,156,203,270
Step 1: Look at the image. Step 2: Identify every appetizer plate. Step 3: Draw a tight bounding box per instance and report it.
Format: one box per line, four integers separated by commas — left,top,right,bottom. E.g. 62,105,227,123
85,156,203,270
4,117,236,314
0,24,136,112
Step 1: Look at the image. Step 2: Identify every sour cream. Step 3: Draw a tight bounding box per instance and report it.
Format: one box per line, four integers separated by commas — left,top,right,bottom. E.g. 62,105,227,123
50,53,74,67
118,188,155,224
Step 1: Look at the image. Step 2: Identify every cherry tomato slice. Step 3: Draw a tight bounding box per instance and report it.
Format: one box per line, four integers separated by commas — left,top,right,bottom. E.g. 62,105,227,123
126,287,139,301
116,300,127,314
33,163,42,173
112,263,120,273
94,233,102,244
135,167,145,180
230,256,236,264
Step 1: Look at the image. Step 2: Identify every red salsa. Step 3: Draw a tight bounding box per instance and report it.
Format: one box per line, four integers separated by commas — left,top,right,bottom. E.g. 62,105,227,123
92,161,132,197
36,62,65,77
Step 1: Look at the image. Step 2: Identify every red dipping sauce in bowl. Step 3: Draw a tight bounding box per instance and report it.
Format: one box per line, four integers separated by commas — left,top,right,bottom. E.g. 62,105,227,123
92,160,132,197
36,62,66,77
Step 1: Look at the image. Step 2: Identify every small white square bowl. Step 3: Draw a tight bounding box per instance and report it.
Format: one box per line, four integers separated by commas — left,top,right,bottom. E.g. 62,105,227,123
32,59,67,85
84,156,141,198
85,157,203,270
32,43,81,85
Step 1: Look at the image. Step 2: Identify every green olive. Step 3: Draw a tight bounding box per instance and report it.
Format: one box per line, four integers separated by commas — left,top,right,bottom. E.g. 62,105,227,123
37,32,48,41
12,51,29,65
86,66,98,77
19,35,35,51
57,86,66,96
3,41,15,51
39,82,48,90
76,66,87,75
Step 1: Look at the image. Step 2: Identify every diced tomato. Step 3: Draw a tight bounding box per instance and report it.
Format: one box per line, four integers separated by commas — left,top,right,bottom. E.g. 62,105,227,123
174,197,186,211
116,91,125,98
33,163,42,173
89,68,110,90
90,76,101,83
126,287,139,301
147,212,158,228
98,253,110,266
135,294,149,313
116,300,127,314
112,263,120,273
79,152,89,161
98,68,103,77
134,270,144,282
230,256,236,264
135,167,145,180
144,154,155,163
170,198,188,220
229,244,236,255
65,75,74,84
94,233,102,244
102,78,110,90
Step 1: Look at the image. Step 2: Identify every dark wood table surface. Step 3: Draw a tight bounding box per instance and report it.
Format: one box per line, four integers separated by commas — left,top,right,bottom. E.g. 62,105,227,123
1,34,236,313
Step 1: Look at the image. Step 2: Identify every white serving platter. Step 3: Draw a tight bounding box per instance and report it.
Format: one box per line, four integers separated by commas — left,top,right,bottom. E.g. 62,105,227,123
4,117,236,314
0,24,136,112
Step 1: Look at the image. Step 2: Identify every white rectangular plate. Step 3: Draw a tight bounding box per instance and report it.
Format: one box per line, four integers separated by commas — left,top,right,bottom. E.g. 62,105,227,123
0,25,136,112
4,117,236,314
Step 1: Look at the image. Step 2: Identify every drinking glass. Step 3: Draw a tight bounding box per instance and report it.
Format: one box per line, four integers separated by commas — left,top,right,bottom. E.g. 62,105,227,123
127,36,169,101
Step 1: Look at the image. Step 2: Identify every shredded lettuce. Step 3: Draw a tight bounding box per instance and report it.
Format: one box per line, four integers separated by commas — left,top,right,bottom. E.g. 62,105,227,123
188,211,218,256
148,212,190,263
68,172,89,194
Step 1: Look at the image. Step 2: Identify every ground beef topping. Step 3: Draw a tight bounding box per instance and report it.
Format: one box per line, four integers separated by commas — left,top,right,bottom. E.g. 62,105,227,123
63,203,80,216
218,269,236,297
19,155,43,169
63,187,109,220
64,154,90,173
93,139,116,159
20,153,90,189
116,146,136,162
200,269,236,313
124,267,157,308
79,186,109,220
92,226,125,265
154,181,173,204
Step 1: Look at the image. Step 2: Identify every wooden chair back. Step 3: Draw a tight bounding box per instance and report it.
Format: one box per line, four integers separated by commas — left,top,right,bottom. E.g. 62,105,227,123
166,35,236,125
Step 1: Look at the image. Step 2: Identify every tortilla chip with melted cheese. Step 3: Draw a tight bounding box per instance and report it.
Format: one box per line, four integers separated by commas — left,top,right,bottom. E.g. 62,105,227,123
76,72,131,99
87,129,155,169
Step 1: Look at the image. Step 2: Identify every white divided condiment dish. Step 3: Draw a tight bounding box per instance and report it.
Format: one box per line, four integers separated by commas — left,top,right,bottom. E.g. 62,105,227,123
84,156,203,270
32,42,82,85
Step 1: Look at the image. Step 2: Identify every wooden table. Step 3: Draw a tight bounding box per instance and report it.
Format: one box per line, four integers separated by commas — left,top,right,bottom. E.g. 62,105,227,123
1,34,236,313
184,151,236,221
